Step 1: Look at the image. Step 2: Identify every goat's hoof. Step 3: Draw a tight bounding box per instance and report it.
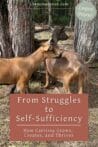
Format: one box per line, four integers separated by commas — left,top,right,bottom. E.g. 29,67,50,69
78,92,83,94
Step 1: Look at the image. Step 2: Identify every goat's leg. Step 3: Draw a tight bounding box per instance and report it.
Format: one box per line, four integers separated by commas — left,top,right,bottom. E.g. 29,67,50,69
44,70,49,88
64,84,71,94
63,74,74,94
16,79,27,93
43,62,50,88
78,75,83,94
63,78,71,94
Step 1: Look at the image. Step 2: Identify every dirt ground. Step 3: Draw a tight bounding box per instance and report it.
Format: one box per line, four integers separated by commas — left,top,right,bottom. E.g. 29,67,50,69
0,30,98,147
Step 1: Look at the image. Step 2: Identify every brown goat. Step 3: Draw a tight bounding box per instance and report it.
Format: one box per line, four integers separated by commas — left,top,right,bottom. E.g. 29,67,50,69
44,49,88,93
43,26,89,93
0,41,60,93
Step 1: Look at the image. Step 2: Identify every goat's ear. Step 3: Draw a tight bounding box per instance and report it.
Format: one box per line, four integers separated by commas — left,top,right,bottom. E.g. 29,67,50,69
60,26,65,32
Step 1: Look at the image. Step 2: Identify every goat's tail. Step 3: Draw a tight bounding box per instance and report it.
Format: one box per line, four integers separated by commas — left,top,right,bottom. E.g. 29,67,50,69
85,52,95,64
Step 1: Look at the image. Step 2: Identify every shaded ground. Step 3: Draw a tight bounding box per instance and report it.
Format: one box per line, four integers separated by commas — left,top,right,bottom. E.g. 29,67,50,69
0,30,98,147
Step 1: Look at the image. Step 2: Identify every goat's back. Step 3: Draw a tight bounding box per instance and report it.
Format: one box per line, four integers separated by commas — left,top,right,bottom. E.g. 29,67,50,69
46,50,87,80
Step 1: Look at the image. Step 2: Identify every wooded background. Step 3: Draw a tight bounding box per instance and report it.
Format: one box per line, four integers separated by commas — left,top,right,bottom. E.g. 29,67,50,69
0,0,74,57
0,0,98,61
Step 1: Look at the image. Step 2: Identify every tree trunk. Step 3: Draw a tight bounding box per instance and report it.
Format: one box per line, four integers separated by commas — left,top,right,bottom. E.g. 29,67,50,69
8,0,34,57
0,0,13,57
74,0,97,60
94,1,98,59
69,6,74,28
48,0,52,27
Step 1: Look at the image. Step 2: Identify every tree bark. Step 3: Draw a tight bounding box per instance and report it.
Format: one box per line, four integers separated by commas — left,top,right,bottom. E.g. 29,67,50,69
8,0,34,57
74,0,97,60
0,0,13,57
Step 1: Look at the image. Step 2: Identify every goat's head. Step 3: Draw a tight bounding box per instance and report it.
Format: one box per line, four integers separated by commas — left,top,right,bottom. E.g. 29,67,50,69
52,26,69,43
41,39,61,59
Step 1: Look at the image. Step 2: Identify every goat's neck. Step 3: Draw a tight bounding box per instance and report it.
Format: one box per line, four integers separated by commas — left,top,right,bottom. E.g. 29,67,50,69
28,47,44,66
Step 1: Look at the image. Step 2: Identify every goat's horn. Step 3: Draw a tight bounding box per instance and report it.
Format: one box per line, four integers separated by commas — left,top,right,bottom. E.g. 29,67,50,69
47,38,51,44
